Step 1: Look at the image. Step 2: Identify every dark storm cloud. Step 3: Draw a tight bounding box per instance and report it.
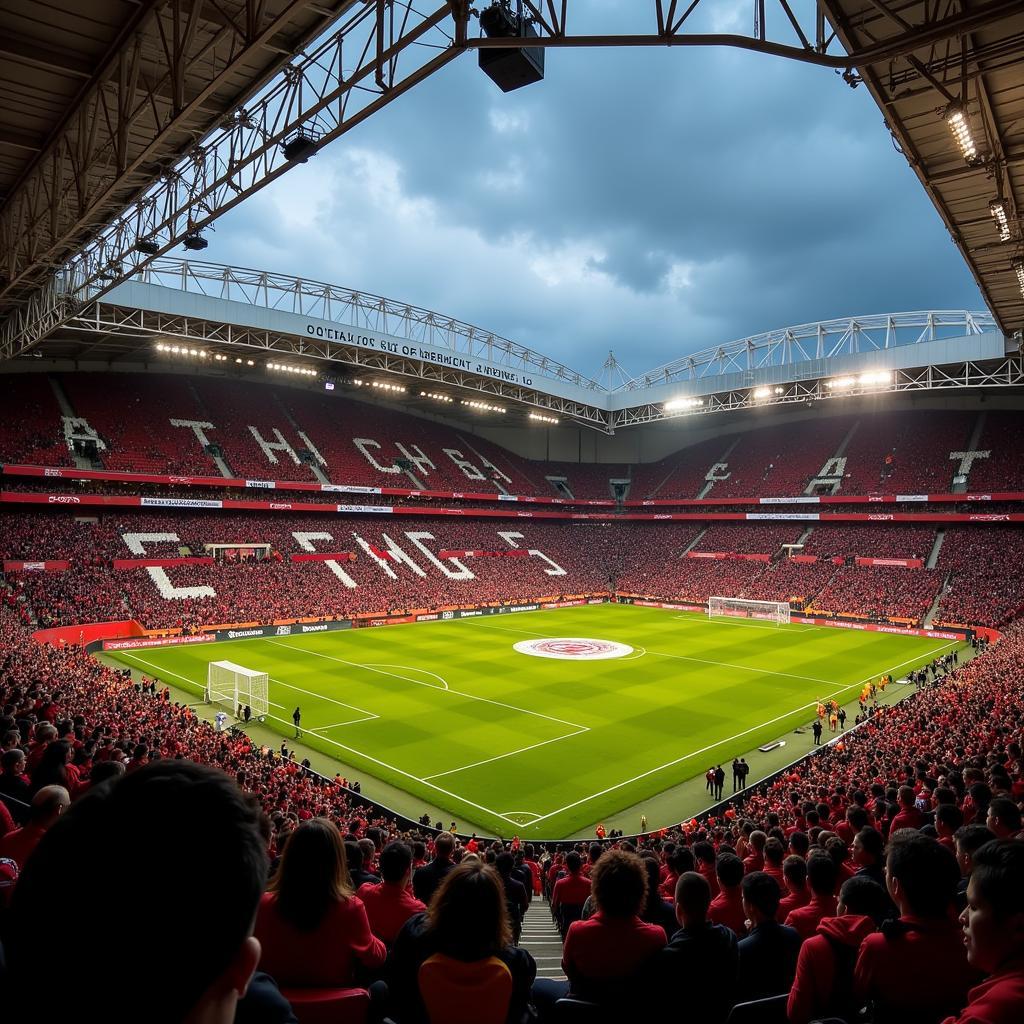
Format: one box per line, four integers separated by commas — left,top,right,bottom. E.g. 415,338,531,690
212,3,983,376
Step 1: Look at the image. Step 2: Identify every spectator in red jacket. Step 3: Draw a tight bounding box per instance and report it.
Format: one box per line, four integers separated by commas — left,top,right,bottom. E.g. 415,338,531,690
777,855,810,921
558,849,667,1008
788,874,889,1024
889,785,926,835
785,852,839,941
254,817,386,987
742,830,767,874
551,850,591,914
358,840,426,946
945,840,1024,1024
709,853,748,937
0,784,69,871
855,832,977,1024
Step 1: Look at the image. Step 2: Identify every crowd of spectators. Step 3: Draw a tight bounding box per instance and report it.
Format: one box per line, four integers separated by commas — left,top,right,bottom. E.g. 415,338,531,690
936,527,1024,627
6,511,1024,629
1,606,1022,1022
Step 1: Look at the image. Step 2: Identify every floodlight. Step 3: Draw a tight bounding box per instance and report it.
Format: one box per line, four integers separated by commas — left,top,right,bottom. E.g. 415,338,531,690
989,199,1012,242
944,103,979,164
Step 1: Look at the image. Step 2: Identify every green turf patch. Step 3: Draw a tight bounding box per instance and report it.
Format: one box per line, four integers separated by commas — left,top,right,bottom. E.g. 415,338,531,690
105,605,959,838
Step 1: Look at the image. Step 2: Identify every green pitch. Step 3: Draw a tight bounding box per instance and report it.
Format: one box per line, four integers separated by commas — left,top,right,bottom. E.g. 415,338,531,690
105,604,958,839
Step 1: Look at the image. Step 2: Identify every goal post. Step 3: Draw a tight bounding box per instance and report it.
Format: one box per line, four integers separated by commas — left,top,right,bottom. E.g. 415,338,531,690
708,596,791,625
205,661,269,719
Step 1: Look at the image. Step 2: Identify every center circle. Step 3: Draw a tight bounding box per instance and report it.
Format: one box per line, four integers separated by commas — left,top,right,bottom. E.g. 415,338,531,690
513,637,634,661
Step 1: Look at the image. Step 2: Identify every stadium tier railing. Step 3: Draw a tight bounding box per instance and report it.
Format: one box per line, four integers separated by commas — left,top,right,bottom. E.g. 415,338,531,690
8,461,1024,507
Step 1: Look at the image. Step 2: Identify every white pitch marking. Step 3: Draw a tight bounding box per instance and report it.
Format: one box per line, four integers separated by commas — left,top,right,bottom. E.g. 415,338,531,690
111,647,523,827
523,639,960,827
269,675,379,720
265,638,586,731
423,726,590,781
476,621,837,686
309,716,379,731
363,663,449,691
501,811,542,823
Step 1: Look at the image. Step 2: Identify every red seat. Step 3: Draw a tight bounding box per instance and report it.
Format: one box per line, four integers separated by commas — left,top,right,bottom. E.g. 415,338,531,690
418,953,513,1024
279,985,370,1024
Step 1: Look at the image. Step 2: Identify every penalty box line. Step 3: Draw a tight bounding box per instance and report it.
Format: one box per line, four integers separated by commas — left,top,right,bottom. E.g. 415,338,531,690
523,638,961,829
117,650,525,828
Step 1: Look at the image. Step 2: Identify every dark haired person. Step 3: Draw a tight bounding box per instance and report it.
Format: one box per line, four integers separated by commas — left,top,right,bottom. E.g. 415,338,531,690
854,832,977,1023
551,849,591,917
646,872,738,1024
985,798,1022,841
358,840,426,946
389,859,536,1024
413,830,455,904
555,850,667,1009
5,762,269,1024
786,851,839,940
708,853,747,937
945,840,1024,1024
778,854,810,921
788,874,888,1024
736,872,800,1000
255,817,386,987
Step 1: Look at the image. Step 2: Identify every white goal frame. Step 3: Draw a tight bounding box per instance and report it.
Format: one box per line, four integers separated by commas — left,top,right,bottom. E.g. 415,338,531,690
708,596,791,625
205,660,270,719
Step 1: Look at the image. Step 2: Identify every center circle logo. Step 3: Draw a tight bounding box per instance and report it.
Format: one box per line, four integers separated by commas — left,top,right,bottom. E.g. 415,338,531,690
513,637,634,661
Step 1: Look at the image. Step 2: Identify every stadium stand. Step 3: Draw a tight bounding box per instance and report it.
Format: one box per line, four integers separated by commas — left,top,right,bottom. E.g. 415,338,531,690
800,524,937,561
808,565,942,624
935,527,1024,628
0,375,70,468
0,603,1021,1022
837,411,977,496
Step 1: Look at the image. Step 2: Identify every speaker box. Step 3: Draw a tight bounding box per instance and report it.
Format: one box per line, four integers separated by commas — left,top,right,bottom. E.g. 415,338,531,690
478,5,544,93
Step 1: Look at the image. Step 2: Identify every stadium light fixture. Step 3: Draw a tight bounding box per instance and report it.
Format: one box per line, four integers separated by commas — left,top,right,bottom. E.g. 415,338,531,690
663,397,704,412
826,377,856,390
155,342,208,359
182,233,208,251
267,362,317,377
461,399,506,413
989,199,1012,242
944,102,980,164
752,386,784,401
371,381,407,394
1014,258,1024,298
858,370,892,386
528,412,559,424
419,391,453,403
135,239,161,256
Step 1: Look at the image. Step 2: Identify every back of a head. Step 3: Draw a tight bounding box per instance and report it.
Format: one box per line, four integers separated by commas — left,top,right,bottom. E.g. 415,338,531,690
675,871,712,922
426,858,510,959
806,851,839,897
669,845,695,875
379,840,413,884
741,871,781,920
8,761,266,1022
716,852,744,889
838,876,889,924
274,818,351,930
28,783,70,824
591,849,648,919
495,851,514,876
886,832,959,918
764,837,785,867
345,839,364,872
783,854,808,887
565,850,582,873
434,831,454,859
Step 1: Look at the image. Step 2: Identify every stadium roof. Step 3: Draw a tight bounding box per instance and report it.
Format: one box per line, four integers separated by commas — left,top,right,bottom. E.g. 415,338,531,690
0,1,1021,369
0,0,355,315
821,0,1024,339
16,257,1015,433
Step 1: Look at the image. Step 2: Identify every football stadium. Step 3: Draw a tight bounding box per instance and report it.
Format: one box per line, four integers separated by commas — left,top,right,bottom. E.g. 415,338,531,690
1,2,1023,1023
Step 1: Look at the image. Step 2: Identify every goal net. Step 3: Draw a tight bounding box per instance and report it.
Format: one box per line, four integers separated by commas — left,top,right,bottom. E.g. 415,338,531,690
205,661,270,719
708,596,791,625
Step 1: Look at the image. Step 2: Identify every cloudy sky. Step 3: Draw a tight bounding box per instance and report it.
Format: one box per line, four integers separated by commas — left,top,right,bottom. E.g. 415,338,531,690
211,1,983,381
